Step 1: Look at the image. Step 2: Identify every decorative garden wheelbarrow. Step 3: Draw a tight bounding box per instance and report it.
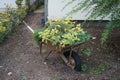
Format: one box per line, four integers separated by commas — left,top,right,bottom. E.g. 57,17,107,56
23,19,91,71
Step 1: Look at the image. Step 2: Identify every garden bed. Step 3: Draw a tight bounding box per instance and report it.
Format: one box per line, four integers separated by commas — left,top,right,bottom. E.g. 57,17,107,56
0,13,120,80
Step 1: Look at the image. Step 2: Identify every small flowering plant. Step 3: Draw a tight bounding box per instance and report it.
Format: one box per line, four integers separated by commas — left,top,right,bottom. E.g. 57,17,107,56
0,4,27,42
34,19,91,47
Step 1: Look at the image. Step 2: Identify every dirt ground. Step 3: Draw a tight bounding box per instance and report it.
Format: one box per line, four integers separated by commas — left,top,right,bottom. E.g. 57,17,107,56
0,13,120,80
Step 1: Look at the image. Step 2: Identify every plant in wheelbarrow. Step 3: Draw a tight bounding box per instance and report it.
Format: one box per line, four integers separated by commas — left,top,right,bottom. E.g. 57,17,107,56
33,18,92,71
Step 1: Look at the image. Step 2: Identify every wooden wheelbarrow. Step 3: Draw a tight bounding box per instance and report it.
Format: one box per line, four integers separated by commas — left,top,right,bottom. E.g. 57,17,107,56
23,21,90,71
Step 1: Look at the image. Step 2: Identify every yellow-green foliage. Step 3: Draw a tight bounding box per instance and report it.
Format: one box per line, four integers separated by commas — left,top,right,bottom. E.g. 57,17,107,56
34,19,91,47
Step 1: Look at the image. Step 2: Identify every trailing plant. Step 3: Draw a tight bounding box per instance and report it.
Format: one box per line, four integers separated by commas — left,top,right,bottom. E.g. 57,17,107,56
63,0,120,45
33,28,45,44
33,18,91,47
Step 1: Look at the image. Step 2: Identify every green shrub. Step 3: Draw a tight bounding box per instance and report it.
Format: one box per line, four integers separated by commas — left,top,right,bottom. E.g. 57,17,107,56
0,4,27,43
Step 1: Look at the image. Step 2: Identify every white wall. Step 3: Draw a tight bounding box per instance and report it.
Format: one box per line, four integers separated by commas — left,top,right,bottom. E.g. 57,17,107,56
0,0,25,11
48,0,110,20
0,0,17,8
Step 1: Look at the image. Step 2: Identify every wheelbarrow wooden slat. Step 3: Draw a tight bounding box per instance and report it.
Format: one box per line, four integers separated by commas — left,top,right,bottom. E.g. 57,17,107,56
40,40,88,54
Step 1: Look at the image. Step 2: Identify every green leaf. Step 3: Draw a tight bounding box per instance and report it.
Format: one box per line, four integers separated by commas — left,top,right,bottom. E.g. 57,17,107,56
81,64,87,72
83,48,91,56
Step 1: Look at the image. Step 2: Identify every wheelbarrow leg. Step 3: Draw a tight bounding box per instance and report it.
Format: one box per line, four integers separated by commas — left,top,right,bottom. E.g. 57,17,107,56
77,46,81,53
39,42,42,54
69,47,73,62
44,50,53,60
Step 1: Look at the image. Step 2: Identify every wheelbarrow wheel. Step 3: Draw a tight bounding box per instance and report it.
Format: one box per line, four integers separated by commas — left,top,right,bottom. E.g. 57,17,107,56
63,51,81,71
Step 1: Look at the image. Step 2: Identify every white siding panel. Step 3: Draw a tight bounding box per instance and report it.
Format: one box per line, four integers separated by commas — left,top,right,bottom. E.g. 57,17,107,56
48,0,110,20
0,0,17,8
